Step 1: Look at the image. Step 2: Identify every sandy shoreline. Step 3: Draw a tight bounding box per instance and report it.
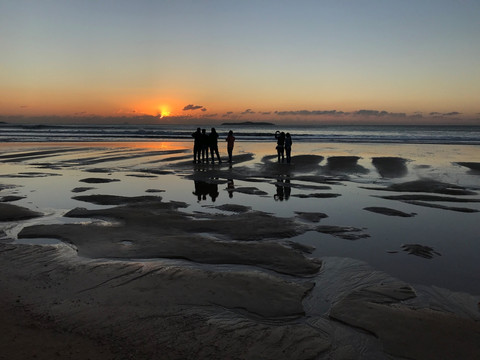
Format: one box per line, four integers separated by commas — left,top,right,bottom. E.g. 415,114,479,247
1,141,479,359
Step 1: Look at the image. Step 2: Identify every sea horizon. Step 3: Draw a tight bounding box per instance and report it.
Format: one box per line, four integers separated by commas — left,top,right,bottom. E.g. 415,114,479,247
2,122,480,145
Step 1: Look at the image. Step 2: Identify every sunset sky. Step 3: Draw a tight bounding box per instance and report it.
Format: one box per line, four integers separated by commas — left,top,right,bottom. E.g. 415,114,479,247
1,0,480,125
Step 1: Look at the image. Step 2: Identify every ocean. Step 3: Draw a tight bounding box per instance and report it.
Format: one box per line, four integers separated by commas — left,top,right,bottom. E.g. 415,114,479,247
1,123,480,145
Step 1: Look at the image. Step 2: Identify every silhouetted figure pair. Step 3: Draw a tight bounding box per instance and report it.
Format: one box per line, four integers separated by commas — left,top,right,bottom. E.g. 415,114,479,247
193,181,219,202
275,131,293,163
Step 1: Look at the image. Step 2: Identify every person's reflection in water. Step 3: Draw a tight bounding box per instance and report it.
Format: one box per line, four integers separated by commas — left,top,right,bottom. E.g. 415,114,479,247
227,179,235,198
274,176,290,201
193,181,207,201
209,183,219,202
284,176,291,200
192,180,219,202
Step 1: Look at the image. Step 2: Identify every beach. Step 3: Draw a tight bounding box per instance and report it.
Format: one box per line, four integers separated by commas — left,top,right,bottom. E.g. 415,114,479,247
1,140,479,359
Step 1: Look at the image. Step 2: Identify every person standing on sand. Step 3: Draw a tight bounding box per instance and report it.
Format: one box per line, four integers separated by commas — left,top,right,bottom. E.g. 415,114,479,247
285,132,292,164
209,128,222,163
275,130,285,163
226,130,235,163
201,128,209,163
192,128,202,163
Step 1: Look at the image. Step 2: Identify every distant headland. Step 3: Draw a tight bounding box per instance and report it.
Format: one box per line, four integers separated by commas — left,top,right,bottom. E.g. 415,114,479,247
221,121,274,126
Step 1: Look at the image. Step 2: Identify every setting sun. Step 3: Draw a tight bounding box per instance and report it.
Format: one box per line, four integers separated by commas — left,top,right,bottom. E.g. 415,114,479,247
159,107,171,118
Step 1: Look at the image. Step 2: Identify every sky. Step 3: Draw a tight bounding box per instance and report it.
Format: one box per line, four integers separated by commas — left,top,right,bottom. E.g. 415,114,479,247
1,0,480,125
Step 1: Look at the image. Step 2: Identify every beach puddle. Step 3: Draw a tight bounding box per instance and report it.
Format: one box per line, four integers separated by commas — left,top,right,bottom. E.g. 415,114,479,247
15,237,65,246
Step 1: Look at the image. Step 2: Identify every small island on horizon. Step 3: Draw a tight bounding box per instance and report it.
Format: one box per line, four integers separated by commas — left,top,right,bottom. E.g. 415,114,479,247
221,121,275,126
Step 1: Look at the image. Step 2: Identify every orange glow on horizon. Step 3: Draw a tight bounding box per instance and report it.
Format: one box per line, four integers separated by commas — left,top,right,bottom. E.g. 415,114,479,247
158,105,171,118
129,97,189,119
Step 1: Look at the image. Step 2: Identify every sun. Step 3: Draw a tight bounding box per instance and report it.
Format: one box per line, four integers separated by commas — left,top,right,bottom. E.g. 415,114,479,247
158,105,171,118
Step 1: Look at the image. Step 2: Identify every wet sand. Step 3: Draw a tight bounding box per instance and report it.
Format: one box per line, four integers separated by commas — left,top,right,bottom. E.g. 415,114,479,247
0,141,479,359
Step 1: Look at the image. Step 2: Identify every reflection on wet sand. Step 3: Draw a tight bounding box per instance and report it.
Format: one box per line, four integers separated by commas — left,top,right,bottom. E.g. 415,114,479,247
193,180,219,202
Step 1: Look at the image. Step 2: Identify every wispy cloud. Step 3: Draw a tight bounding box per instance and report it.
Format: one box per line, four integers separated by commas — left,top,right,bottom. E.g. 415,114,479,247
354,110,406,117
275,110,344,116
241,109,255,114
222,111,234,118
183,104,206,111
429,111,461,116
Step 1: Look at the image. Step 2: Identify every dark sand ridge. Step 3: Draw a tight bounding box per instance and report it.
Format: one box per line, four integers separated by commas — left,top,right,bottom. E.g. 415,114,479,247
0,195,26,202
0,171,62,178
456,161,480,174
15,147,189,171
372,157,409,178
364,179,479,213
60,149,189,166
2,240,479,359
323,156,369,175
363,206,416,217
305,257,480,359
19,196,322,276
329,281,480,359
0,147,85,162
365,179,477,195
0,203,43,221
71,186,96,193
0,243,330,360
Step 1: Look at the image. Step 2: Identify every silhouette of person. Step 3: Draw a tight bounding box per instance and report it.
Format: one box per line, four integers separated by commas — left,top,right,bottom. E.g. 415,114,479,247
193,180,219,202
201,129,209,163
193,180,207,201
275,131,285,163
284,176,291,200
274,176,291,201
209,128,222,163
285,132,292,164
227,178,235,198
226,130,235,163
192,128,202,163
209,183,219,202
274,180,285,201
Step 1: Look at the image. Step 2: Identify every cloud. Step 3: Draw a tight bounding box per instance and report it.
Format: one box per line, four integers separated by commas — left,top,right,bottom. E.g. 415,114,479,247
275,110,343,116
183,104,206,111
260,111,271,115
241,109,255,114
222,111,234,118
354,110,406,117
429,111,462,116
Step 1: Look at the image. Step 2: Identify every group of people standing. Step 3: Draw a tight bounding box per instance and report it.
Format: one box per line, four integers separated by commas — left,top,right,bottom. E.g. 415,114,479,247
192,128,293,165
275,130,292,163
192,128,236,164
